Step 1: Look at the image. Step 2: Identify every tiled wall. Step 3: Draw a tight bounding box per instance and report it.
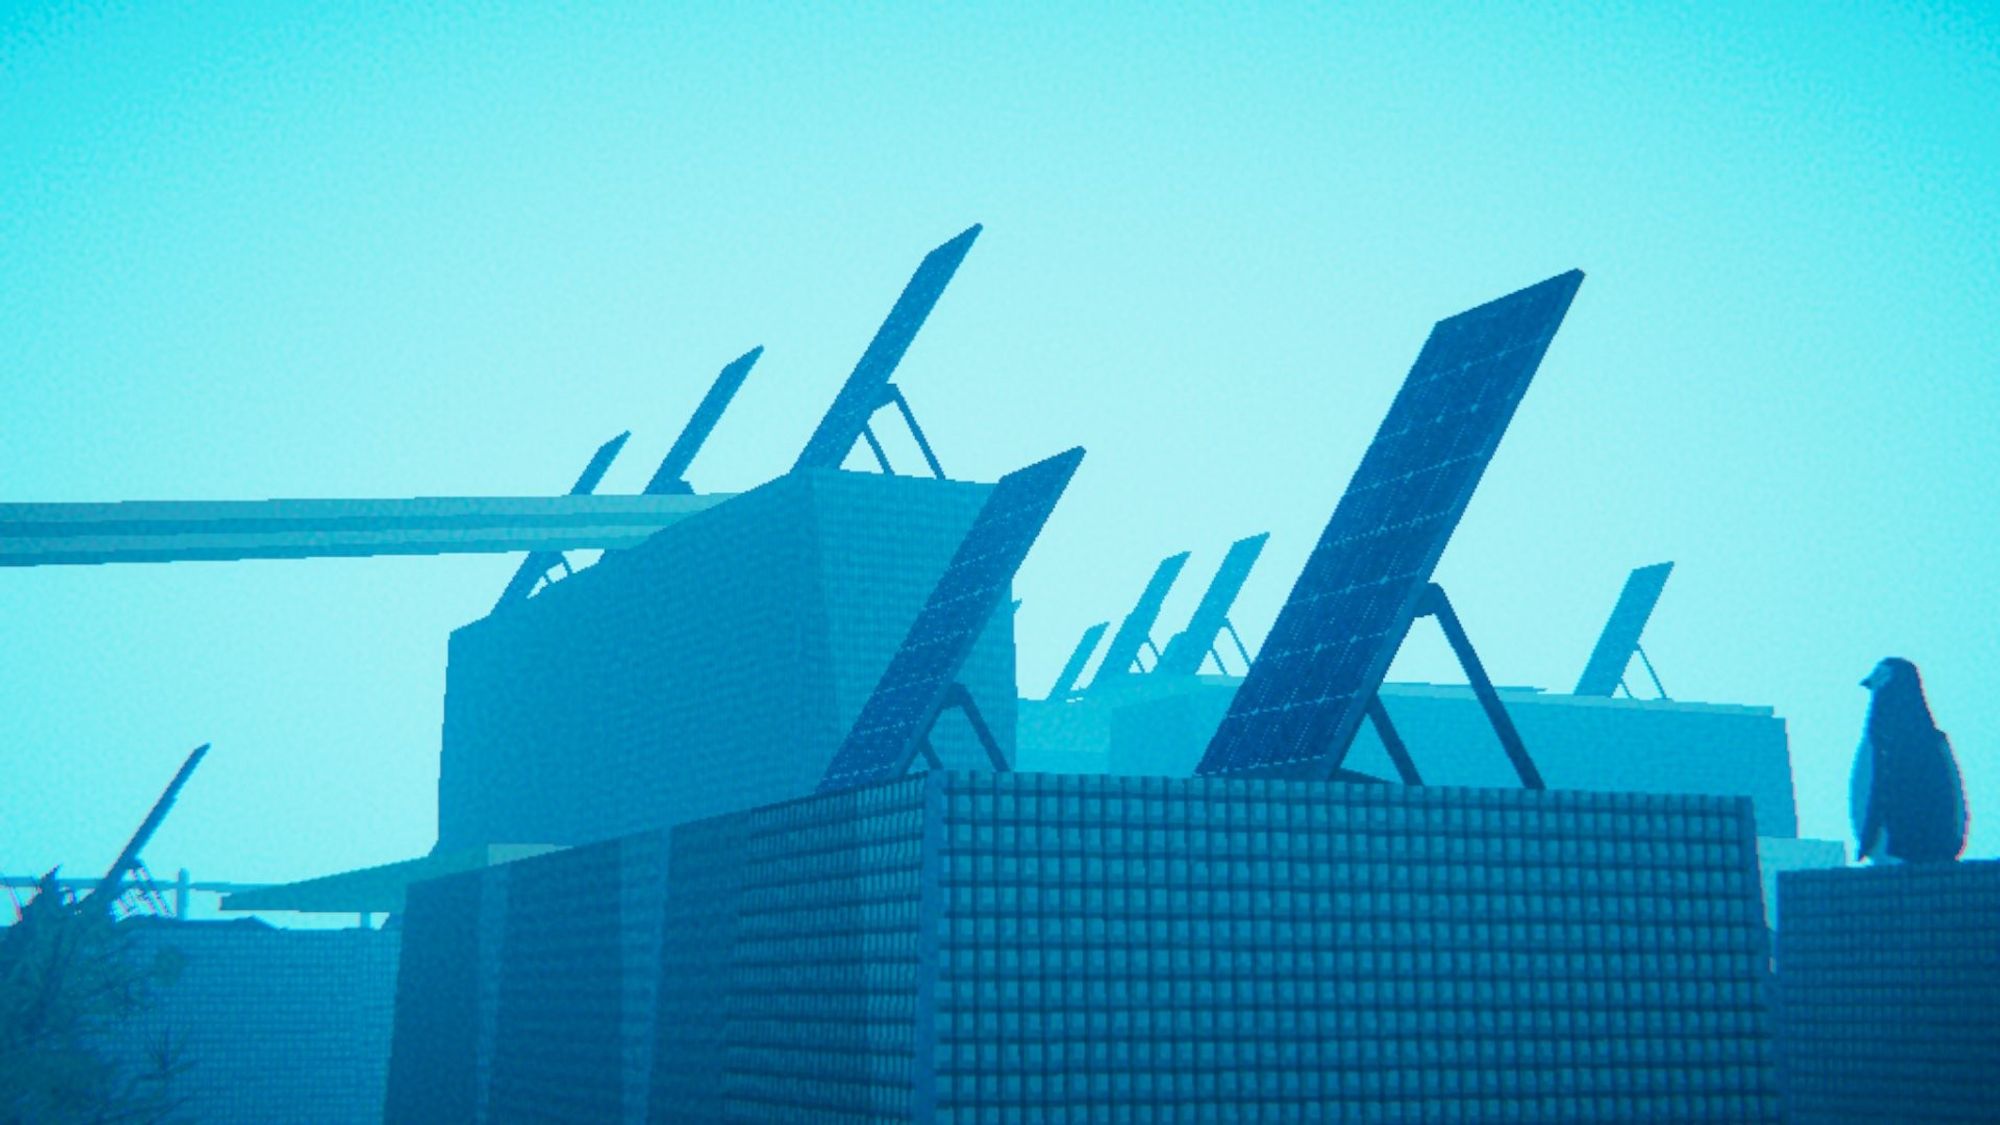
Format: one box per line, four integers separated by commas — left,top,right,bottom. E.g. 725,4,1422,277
1775,861,2000,1124
108,918,399,1125
659,772,1782,1123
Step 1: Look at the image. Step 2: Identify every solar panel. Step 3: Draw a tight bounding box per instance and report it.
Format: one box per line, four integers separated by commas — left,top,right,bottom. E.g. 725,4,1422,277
1154,532,1270,676
792,225,981,472
817,447,1084,793
1196,269,1584,778
1086,552,1191,690
493,431,630,609
1574,561,1674,696
644,347,761,495
1044,621,1110,700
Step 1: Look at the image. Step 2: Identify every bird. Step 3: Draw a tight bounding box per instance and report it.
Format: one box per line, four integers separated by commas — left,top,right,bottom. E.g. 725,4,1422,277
1850,657,1968,863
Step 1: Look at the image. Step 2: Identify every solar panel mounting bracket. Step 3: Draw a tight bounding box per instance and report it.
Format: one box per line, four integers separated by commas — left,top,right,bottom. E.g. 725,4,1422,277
850,385,947,480
1412,583,1545,790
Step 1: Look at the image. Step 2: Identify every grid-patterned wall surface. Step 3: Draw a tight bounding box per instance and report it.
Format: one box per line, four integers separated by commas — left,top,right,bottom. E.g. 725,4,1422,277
659,771,1781,1123
106,918,400,1125
1102,681,1800,837
388,836,672,1125
439,471,1011,854
1775,861,2000,1124
653,777,931,1124
384,870,487,1123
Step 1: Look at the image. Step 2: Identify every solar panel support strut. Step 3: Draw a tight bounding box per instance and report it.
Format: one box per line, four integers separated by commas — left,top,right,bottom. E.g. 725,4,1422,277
1415,584,1546,790
940,682,1010,772
1223,620,1252,668
884,386,947,480
1363,697,1424,786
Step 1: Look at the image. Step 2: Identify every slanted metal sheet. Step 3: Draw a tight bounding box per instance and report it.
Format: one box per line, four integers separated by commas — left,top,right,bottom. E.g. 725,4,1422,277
1086,551,1191,689
792,225,981,472
818,447,1084,792
645,348,761,495
1197,269,1584,778
495,431,631,608
1573,561,1674,696
1154,532,1270,676
1044,621,1110,700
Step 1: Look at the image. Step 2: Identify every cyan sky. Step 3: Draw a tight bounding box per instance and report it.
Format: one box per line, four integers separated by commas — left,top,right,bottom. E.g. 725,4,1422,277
4,4,1996,898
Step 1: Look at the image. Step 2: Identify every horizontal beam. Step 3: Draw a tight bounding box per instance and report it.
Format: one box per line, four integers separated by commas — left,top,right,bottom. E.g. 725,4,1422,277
0,493,734,566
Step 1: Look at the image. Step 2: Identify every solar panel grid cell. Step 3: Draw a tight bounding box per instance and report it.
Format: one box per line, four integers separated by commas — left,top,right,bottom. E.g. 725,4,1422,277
1199,270,1583,779
1089,551,1193,689
1155,533,1269,677
818,448,1084,792
792,226,982,473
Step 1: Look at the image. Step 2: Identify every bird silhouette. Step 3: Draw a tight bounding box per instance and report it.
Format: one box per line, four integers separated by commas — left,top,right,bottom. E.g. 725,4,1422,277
1851,657,1967,863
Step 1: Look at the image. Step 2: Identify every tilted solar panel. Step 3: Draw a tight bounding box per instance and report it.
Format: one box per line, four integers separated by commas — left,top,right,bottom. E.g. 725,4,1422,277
1045,621,1110,700
818,447,1085,792
1196,269,1584,777
1087,551,1191,690
792,225,982,472
644,347,761,495
1154,532,1270,676
1573,561,1674,696
493,431,630,609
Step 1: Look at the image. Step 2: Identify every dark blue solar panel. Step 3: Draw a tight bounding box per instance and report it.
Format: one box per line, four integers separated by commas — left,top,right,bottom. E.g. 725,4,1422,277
1154,532,1269,676
792,226,981,472
494,431,629,608
818,447,1084,792
1044,621,1110,700
1087,551,1191,690
1573,561,1673,696
1197,269,1584,777
645,347,761,495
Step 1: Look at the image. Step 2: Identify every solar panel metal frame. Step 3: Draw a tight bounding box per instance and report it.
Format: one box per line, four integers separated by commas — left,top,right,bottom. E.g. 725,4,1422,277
1086,551,1191,690
817,446,1084,793
792,225,981,473
1573,561,1674,696
1154,532,1270,676
1044,621,1110,700
644,347,761,495
1196,269,1584,778
493,431,630,609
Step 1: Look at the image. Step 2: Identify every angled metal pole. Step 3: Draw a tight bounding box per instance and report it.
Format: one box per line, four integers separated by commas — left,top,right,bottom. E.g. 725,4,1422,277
885,385,947,480
93,744,209,909
1365,696,1424,786
1418,584,1545,790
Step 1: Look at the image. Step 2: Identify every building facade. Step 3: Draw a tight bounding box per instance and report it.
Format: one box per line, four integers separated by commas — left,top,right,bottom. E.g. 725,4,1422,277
653,771,1782,1123
437,470,1017,852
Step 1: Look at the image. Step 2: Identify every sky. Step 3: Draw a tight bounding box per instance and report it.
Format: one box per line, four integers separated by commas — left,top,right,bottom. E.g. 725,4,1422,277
3,3,1997,908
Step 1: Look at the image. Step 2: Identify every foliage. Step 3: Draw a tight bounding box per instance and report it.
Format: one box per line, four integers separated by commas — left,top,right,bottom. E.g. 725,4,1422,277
0,874,188,1125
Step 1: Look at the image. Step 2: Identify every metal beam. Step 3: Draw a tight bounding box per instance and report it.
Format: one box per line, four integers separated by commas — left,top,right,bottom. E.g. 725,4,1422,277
0,494,733,566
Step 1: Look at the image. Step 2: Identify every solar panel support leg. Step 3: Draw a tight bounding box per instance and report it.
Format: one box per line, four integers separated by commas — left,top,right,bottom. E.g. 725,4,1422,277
884,385,947,480
1207,646,1228,675
1417,584,1546,790
1634,643,1669,700
942,682,1010,772
859,423,895,475
1222,620,1253,669
1364,696,1424,786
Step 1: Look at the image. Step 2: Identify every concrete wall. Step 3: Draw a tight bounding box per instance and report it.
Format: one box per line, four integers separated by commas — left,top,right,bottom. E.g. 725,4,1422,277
107,918,398,1125
438,470,1015,852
